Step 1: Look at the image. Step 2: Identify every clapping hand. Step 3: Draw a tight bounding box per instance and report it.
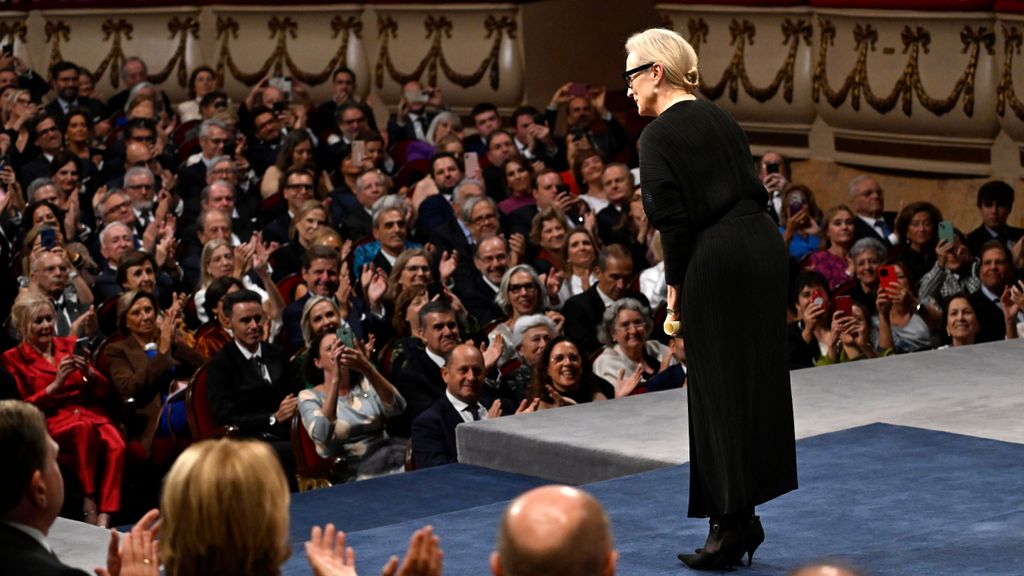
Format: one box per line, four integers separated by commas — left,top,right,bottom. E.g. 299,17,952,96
95,508,161,576
305,524,357,576
613,366,643,398
380,526,443,576
480,333,505,372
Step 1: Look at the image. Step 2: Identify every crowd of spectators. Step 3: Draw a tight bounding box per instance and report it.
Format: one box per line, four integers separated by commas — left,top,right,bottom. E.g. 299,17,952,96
0,52,1020,542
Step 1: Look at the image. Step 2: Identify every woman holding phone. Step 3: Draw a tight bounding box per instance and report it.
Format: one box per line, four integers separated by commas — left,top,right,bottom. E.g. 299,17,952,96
624,28,797,569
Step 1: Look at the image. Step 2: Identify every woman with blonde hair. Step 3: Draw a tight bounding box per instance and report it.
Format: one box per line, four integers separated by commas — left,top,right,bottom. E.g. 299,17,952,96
625,27,796,568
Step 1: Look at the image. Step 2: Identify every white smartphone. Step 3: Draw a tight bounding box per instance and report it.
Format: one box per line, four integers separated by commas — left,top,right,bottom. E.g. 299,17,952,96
464,151,479,177
352,140,366,165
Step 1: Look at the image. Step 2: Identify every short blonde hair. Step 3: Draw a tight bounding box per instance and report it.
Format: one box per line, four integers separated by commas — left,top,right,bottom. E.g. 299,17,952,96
10,291,55,337
160,439,291,576
199,238,233,288
624,28,699,92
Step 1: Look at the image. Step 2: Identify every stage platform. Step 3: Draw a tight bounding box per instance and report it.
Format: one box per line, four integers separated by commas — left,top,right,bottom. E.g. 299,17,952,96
457,339,1024,483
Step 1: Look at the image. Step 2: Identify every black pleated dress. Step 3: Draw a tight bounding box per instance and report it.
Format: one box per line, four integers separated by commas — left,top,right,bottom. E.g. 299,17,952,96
639,98,798,518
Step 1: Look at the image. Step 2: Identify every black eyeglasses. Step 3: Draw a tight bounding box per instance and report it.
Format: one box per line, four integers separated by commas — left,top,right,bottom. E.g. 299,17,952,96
622,62,655,89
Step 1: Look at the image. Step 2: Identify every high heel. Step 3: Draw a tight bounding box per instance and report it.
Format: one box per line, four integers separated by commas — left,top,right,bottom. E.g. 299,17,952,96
741,515,764,566
677,519,745,570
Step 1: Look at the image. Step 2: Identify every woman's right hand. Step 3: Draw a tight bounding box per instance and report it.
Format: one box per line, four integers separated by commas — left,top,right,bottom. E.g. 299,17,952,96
613,366,643,398
51,355,79,392
546,385,577,407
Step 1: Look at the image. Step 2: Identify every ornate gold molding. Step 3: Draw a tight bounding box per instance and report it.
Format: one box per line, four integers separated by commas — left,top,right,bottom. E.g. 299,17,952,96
216,15,362,87
374,14,517,90
997,24,1024,121
683,17,812,104
814,19,994,117
147,17,199,88
45,18,136,87
44,20,70,75
0,20,27,46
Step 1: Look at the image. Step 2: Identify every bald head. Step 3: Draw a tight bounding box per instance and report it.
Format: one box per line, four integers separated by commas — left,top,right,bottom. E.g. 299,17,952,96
443,343,485,404
789,564,863,576
492,485,616,576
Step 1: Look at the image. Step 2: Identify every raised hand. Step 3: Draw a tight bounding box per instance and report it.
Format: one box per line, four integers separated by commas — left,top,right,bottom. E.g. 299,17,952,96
379,525,443,576
546,385,577,407
480,333,505,372
613,366,643,398
305,523,357,576
487,399,503,419
438,250,458,284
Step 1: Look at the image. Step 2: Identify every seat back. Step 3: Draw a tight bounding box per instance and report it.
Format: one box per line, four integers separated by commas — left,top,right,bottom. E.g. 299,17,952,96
276,274,305,307
91,333,126,381
185,364,218,439
290,413,341,491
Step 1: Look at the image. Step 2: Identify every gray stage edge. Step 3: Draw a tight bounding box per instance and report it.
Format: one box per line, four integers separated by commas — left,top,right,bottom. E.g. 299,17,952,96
457,339,1024,484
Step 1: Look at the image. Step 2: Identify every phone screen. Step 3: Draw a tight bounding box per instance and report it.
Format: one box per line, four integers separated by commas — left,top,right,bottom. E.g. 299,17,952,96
351,140,366,165
765,163,780,175
938,221,955,243
464,152,479,177
40,228,56,250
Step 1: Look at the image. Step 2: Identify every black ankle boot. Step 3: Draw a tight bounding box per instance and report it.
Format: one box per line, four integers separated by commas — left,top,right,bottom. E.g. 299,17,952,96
740,515,764,566
678,518,745,571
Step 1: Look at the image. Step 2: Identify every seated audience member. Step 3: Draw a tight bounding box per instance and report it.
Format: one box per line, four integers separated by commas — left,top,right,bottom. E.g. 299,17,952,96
387,300,461,438
384,286,430,376
381,248,449,315
592,298,675,396
940,294,983,347
18,114,65,190
969,241,1022,342
965,180,1024,257
282,245,381,354
596,163,636,249
529,207,570,278
463,102,501,156
205,290,301,484
312,66,368,138
181,207,235,290
269,199,329,280
425,110,463,148
456,236,510,326
490,484,618,576
492,314,557,404
289,295,344,388
787,271,832,369
45,61,106,125
528,336,613,409
807,205,856,290
337,168,389,243
893,201,942,283
193,238,282,332
511,105,562,170
259,130,316,199
1,292,124,526
779,184,822,259
573,147,602,211
352,195,421,280
262,165,315,245
178,118,232,209
107,291,203,454
0,400,126,575
490,265,560,367
93,222,136,302
411,343,535,468
498,156,535,216
115,249,179,311
298,329,406,481
387,80,445,144
846,238,886,315
561,227,600,302
27,249,93,337
875,260,934,352
629,188,656,268
503,167,559,239
482,130,519,200
919,229,980,306
193,276,242,360
848,175,896,246
639,230,665,309
759,151,790,223
818,300,893,365
561,244,648,358
419,178,486,244
644,331,687,392
176,65,220,122
550,85,626,160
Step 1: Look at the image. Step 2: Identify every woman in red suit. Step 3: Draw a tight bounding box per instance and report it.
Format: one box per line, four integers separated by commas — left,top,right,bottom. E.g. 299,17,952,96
1,291,124,527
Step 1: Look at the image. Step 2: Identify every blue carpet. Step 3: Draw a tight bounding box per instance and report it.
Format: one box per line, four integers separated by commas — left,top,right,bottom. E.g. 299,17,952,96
282,424,1024,575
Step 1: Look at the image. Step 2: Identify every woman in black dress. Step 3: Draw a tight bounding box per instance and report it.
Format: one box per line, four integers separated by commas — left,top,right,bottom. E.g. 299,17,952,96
624,28,798,569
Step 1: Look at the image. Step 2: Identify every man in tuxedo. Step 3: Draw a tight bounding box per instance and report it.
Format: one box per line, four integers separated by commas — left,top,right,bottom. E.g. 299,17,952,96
17,114,64,189
561,244,648,358
93,222,136,303
504,169,565,239
0,400,91,576
206,290,300,486
546,85,626,161
29,251,90,338
122,166,157,237
966,180,1024,257
511,105,562,170
263,166,315,244
352,196,417,281
387,80,445,144
491,485,618,576
455,235,509,326
339,168,388,243
388,300,461,438
482,130,518,201
848,175,896,246
312,66,376,139
969,241,1020,343
43,61,105,124
178,118,230,214
758,151,790,224
105,57,147,115
463,102,503,157
246,106,283,178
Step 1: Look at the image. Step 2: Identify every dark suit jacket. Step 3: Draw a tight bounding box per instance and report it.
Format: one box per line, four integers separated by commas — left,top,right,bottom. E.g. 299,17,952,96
17,155,52,190
387,347,446,438
965,224,1024,258
340,205,374,243
206,341,299,439
177,161,208,221
247,138,280,178
561,285,649,358
0,522,89,576
44,96,106,124
853,212,896,247
969,290,1009,344
262,212,292,246
410,394,463,467
387,111,438,145
502,204,539,240
454,272,505,328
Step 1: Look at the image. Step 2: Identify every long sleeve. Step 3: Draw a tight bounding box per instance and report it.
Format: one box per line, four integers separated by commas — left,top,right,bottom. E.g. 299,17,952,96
639,133,691,285
206,354,271,436
106,342,174,400
411,408,456,468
